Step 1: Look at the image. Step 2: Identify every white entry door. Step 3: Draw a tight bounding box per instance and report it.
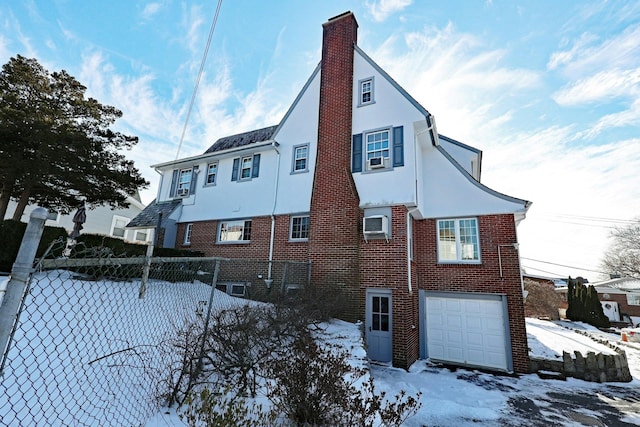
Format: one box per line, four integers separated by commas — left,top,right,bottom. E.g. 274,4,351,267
424,293,510,372
366,290,392,363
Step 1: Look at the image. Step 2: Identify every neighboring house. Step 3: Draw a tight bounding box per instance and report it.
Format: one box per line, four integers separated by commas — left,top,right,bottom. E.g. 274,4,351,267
129,12,531,373
5,193,148,244
522,273,568,288
557,278,640,325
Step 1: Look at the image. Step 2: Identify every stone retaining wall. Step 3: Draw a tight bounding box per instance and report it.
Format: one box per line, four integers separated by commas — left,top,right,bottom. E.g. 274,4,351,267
530,329,632,383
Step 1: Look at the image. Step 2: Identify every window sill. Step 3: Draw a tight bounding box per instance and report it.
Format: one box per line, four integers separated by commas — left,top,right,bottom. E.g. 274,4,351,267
437,260,482,265
288,238,309,243
357,100,376,108
216,241,251,245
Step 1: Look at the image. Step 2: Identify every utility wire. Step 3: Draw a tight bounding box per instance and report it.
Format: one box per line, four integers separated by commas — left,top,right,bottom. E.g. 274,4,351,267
175,0,223,160
520,256,606,274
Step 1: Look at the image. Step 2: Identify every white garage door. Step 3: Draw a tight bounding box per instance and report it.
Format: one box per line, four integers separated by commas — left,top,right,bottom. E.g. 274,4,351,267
424,293,510,371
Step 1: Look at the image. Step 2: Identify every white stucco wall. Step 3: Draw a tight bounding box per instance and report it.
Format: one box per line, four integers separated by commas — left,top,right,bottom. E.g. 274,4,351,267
351,51,425,208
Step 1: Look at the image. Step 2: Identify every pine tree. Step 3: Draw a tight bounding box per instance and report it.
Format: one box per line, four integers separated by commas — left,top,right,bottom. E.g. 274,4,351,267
566,277,610,328
0,55,148,219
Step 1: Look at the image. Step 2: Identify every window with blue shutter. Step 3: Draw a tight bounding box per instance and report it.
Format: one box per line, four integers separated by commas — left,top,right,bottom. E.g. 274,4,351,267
232,154,261,181
189,165,199,194
252,154,260,178
393,126,404,167
231,158,240,181
352,134,363,173
169,169,179,197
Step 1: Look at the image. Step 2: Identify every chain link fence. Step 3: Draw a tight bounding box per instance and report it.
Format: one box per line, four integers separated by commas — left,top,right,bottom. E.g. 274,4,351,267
0,229,310,426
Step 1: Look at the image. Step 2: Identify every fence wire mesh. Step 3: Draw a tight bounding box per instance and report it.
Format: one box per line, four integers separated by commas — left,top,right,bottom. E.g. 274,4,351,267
0,238,310,426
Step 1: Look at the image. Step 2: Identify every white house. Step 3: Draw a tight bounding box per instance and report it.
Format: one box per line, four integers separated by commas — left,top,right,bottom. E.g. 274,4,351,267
129,12,532,373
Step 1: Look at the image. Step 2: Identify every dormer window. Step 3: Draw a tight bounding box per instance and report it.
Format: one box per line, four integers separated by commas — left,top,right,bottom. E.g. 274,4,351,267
358,77,375,107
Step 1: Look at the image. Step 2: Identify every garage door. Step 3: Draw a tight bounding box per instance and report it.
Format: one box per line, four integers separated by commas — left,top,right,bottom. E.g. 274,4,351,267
423,292,510,372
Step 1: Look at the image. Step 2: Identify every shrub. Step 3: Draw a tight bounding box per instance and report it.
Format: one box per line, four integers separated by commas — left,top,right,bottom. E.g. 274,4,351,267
264,333,421,426
0,219,67,272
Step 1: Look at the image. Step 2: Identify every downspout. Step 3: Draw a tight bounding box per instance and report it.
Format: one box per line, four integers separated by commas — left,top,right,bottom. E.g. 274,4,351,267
407,208,419,295
267,141,281,288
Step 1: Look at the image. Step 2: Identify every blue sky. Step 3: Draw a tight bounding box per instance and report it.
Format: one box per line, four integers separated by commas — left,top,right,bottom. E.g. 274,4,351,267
2,0,640,280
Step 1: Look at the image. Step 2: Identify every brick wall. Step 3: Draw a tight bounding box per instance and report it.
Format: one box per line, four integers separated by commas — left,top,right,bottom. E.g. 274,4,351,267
413,214,530,373
176,214,309,263
309,12,362,321
360,205,419,368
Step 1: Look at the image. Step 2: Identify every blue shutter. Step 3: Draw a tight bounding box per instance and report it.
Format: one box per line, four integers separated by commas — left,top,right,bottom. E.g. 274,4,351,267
252,154,261,178
393,126,404,167
231,158,239,181
352,134,363,172
190,166,198,194
169,169,179,197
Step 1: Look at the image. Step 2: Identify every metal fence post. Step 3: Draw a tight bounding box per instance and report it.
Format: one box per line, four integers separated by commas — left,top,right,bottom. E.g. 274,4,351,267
197,259,220,372
0,207,48,374
138,244,154,299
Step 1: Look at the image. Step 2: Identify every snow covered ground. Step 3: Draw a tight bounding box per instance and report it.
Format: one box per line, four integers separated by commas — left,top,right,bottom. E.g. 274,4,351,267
2,271,639,426
149,318,640,427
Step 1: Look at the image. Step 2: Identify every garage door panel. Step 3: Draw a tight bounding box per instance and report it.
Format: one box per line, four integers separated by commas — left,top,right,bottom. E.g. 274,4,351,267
446,314,463,328
425,294,509,371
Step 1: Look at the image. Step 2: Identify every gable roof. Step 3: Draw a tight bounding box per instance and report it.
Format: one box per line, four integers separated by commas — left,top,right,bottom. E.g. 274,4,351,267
126,198,181,228
204,125,278,154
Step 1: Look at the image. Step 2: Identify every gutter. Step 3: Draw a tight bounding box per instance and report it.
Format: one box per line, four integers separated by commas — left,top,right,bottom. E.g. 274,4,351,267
151,140,276,170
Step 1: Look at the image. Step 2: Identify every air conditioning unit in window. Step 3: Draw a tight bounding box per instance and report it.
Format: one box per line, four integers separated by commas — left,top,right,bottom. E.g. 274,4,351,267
363,215,389,242
368,157,385,169
177,188,189,197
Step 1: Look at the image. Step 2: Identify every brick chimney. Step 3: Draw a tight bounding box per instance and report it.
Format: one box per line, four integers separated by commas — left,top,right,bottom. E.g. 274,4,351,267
309,12,362,321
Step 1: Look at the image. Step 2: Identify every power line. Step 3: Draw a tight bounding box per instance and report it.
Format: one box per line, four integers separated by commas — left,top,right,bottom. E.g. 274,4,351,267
520,256,606,274
175,0,223,160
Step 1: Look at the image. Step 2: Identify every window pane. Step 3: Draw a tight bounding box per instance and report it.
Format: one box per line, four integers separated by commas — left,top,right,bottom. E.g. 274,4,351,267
178,169,192,190
207,163,217,184
438,220,457,261
241,157,252,179
380,314,389,331
219,220,250,242
380,297,389,314
372,313,380,330
365,130,390,160
291,216,310,239
459,219,479,260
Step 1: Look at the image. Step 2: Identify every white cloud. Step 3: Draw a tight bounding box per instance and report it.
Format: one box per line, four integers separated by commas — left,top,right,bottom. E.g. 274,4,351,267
141,2,163,20
366,0,413,23
368,23,541,142
553,68,640,105
549,24,640,76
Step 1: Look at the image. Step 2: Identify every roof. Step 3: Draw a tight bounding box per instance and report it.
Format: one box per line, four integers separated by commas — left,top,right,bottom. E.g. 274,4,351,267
204,125,278,154
126,199,181,228
593,277,640,291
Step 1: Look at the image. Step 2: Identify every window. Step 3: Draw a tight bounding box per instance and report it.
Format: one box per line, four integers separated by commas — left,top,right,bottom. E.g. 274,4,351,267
178,168,192,193
170,166,198,197
628,294,640,306
110,216,129,239
366,129,390,165
352,126,403,173
240,156,253,179
359,77,374,106
135,231,148,242
290,215,310,241
437,218,480,263
292,144,309,173
218,219,252,243
184,223,193,244
206,163,218,185
232,154,261,181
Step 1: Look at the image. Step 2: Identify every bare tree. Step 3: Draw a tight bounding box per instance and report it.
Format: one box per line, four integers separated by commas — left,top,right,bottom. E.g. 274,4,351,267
601,219,640,279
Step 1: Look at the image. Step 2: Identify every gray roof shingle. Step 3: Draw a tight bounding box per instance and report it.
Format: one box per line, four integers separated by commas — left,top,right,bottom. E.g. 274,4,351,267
204,125,278,154
126,199,182,228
